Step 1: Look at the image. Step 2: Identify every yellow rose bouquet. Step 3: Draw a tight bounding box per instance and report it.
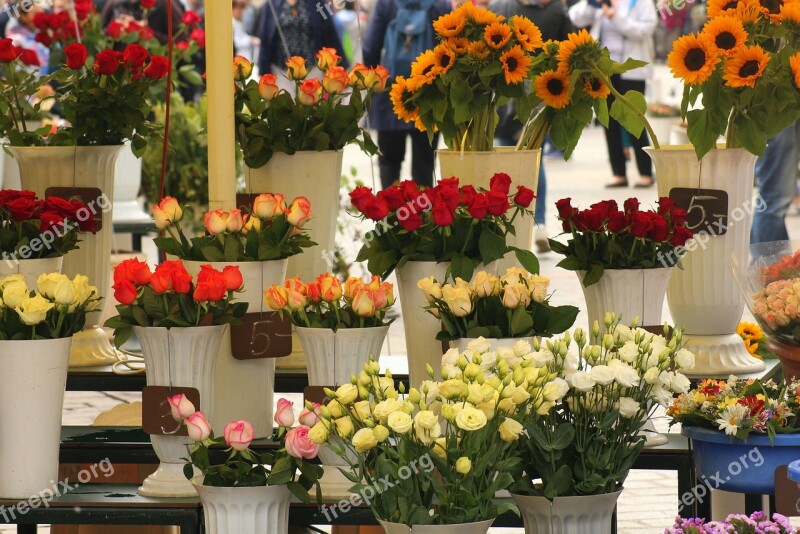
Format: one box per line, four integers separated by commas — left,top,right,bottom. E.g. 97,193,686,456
419,267,578,342
0,272,101,339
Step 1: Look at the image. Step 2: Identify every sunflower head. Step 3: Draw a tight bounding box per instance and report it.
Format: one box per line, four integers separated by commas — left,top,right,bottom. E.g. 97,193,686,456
458,2,504,24
666,33,720,85
535,69,571,109
468,40,491,60
500,45,531,84
722,44,770,88
736,321,764,340
433,11,467,39
557,29,600,71
446,37,470,55
707,0,744,18
701,16,747,56
390,76,420,123
756,0,784,20
584,76,611,98
410,50,439,84
780,1,800,22
484,21,513,49
790,52,800,89
744,339,762,357
432,43,457,75
509,15,543,52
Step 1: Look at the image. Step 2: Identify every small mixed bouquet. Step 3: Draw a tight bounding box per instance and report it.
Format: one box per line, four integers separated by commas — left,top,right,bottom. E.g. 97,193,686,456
351,174,538,281
418,267,578,342
667,375,800,440
666,511,799,533
0,272,101,339
550,197,694,287
169,393,323,500
265,274,394,329
105,259,248,348
152,195,315,262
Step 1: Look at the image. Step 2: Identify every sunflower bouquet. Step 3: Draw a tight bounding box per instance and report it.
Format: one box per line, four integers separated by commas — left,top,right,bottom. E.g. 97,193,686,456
516,30,660,159
666,0,800,158
390,3,544,151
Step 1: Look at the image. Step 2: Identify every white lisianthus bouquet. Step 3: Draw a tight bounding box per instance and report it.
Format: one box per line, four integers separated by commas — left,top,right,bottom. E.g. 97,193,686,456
308,356,540,526
0,272,101,339
419,267,579,342
511,313,694,499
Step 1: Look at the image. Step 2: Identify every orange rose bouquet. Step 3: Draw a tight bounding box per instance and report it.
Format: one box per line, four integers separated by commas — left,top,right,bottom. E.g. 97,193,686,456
233,49,388,168
666,0,800,157
265,274,395,329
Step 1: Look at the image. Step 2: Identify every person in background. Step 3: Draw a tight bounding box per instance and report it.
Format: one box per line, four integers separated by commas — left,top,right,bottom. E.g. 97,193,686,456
102,0,185,44
492,0,572,253
751,121,800,244
233,0,260,61
334,1,366,65
569,0,656,188
5,0,49,71
362,0,450,189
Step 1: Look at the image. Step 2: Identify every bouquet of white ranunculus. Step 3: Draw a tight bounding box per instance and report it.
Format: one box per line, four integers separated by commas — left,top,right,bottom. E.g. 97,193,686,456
0,273,101,339
308,356,536,526
511,313,695,499
419,267,579,342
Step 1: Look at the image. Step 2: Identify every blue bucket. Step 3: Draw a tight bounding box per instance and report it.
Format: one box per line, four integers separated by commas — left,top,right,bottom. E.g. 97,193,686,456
682,426,800,494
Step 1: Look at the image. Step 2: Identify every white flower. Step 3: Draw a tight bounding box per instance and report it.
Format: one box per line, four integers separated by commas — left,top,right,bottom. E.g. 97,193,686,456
466,337,491,354
613,324,634,343
420,380,439,404
413,410,438,430
442,348,460,367
479,351,497,373
651,386,675,407
590,365,615,386
442,364,460,379
528,349,554,367
387,411,412,434
373,398,404,423
618,341,640,363
414,421,441,444
567,371,596,392
675,348,696,370
455,406,488,431
542,377,569,402
716,404,749,436
513,339,532,357
643,367,660,385
563,352,580,371
669,372,692,394
499,418,524,441
618,397,640,418
608,360,641,388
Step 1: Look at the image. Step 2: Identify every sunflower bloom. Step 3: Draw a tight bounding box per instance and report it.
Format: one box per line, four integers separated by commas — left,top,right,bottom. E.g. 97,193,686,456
510,15,543,52
780,1,800,22
535,69,570,109
500,45,531,84
463,3,503,24
433,11,466,38
707,0,743,17
390,76,419,123
736,321,764,340
701,16,747,56
557,29,596,70
723,45,770,87
468,40,491,60
446,37,470,55
756,0,785,20
584,77,610,98
790,52,800,88
744,339,761,357
666,33,719,85
433,44,456,75
410,50,439,85
485,22,512,49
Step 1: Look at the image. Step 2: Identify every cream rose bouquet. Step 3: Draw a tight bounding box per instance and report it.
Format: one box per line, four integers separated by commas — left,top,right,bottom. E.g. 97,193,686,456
510,314,695,499
169,394,323,499
307,356,532,525
0,272,101,339
419,267,579,342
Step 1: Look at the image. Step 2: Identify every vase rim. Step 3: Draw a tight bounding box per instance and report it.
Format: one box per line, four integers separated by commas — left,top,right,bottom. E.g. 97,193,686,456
295,324,390,331
437,147,540,154
510,487,624,500
682,425,800,445
6,144,124,150
133,324,229,333
190,475,289,491
643,144,753,153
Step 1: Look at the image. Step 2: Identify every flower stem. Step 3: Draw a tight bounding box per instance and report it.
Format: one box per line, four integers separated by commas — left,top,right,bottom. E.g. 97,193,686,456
593,67,659,149
6,64,28,134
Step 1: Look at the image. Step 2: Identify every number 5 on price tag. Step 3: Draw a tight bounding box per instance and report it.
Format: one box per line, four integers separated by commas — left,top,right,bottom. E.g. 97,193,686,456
669,188,729,236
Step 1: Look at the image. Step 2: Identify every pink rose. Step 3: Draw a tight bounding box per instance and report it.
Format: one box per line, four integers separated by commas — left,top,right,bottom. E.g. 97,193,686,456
285,426,319,459
274,398,295,428
167,393,195,421
185,411,212,441
298,403,321,427
223,419,254,451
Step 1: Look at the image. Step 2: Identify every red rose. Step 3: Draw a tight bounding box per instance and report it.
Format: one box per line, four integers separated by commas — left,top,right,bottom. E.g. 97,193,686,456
70,200,95,232
33,13,49,30
176,41,190,50
623,198,640,214
149,270,172,293
459,185,477,206
432,201,454,226
606,212,629,233
489,173,512,194
189,28,205,48
575,208,603,232
7,198,36,221
436,177,459,193
114,258,152,286
64,43,88,70
93,49,120,75
150,260,192,294
670,227,693,247
123,43,149,68
630,212,653,238
648,214,670,242
18,49,39,66
107,20,124,39
671,207,688,227
139,27,155,40
349,186,375,213
399,180,422,201
486,190,510,216
43,196,75,216
468,194,489,220
437,185,459,212
590,200,618,220
0,39,17,63
56,11,71,29
376,187,404,211
657,197,674,215
194,266,227,302
182,10,202,26
364,197,389,221
74,0,94,20
35,32,52,47
113,280,138,305
143,55,169,79
397,211,422,231
0,190,35,205
141,0,157,8
168,262,193,294
562,220,572,233
555,198,575,219
39,211,65,232
513,185,535,208
222,266,243,291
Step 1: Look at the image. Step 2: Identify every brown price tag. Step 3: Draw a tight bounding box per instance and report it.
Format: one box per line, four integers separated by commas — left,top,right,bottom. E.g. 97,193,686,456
141,386,200,436
775,465,800,515
45,187,104,233
668,187,728,236
236,193,260,212
230,312,292,360
639,325,673,338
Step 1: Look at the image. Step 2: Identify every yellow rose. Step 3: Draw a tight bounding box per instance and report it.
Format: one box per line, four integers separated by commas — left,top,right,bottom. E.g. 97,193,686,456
335,383,359,405
417,276,443,304
373,424,390,442
387,411,412,434
439,379,469,401
472,271,500,297
501,283,531,309
373,398,404,423
3,279,29,308
53,276,76,306
334,416,354,438
16,295,55,325
455,406,487,431
352,428,378,453
413,410,438,430
0,274,24,290
441,285,472,317
308,421,330,444
71,275,94,306
498,418,524,442
500,267,527,286
37,273,69,300
455,456,471,475
352,400,372,422
528,275,550,303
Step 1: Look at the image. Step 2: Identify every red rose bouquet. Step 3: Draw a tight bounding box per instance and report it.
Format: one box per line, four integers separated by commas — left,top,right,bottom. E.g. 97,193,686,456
550,197,694,287
104,259,248,348
351,174,538,281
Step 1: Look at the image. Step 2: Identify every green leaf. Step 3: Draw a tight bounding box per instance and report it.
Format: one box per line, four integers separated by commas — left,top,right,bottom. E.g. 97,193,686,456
581,264,604,287
609,91,647,138
478,229,507,264
514,248,539,274
510,306,534,337
201,245,226,262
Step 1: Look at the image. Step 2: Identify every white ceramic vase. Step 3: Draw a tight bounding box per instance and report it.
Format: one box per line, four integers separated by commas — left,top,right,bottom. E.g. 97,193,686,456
244,150,342,283
379,519,495,534
134,325,226,497
192,477,291,534
183,259,288,439
8,145,124,367
512,490,623,534
0,256,63,289
297,325,389,387
646,146,765,376
438,148,540,272
0,337,72,499
577,268,673,331
112,141,150,225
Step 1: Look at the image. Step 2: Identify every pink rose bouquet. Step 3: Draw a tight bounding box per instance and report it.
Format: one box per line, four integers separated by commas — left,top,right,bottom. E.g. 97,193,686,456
170,394,322,497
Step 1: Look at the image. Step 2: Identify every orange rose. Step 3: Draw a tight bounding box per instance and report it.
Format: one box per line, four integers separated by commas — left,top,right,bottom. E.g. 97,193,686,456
285,56,308,80
283,276,307,295
286,287,308,311
351,287,376,317
318,273,343,302
349,63,370,89
233,56,252,80
306,281,322,303
253,193,286,218
226,209,245,232
373,65,390,91
323,65,349,94
298,78,323,105
264,285,288,309
241,214,260,234
343,277,363,301
204,209,228,235
286,196,313,227
258,73,280,100
316,47,341,70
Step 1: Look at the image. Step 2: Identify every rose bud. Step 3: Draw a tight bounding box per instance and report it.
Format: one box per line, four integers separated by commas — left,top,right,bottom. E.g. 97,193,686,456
274,398,295,428
167,393,195,421
298,78,323,105
221,265,243,291
348,63,370,89
253,192,286,218
323,65,349,94
185,411,212,441
241,214,260,234
226,209,245,232
298,402,321,427
373,65,390,91
152,196,183,229
233,55,253,80
264,285,288,310
285,55,307,80
204,209,228,235
351,287,376,317
223,419,254,451
285,426,320,460
316,47,341,70
258,73,280,100
286,196,312,227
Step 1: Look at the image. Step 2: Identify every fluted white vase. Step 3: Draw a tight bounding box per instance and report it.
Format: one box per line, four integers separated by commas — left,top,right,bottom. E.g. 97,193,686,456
296,325,389,387
134,325,226,497
512,490,622,534
379,519,495,534
183,260,287,439
0,256,62,289
192,478,291,534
